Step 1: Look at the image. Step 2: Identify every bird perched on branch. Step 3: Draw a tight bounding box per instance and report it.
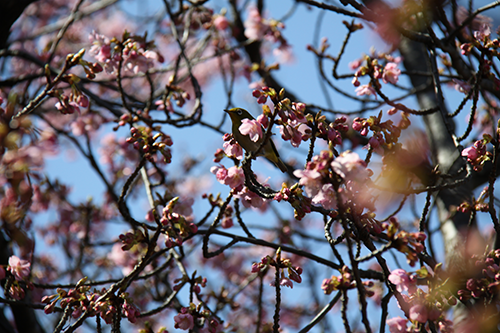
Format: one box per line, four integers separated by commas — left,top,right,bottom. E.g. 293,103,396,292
225,108,287,173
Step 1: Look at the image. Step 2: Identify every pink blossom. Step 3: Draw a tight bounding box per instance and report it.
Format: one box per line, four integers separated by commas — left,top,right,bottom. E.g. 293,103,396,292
349,59,362,70
388,269,417,294
312,184,337,210
462,146,479,161
382,62,401,84
293,169,322,198
409,303,428,323
225,166,245,189
214,16,229,30
108,243,136,275
273,44,294,64
368,134,383,149
270,277,294,288
236,186,267,210
244,7,267,40
7,255,30,281
77,94,89,108
123,300,141,323
355,84,377,98
256,114,268,129
279,110,311,148
89,31,112,62
222,140,243,160
211,165,245,189
211,165,228,183
239,118,263,142
174,309,194,330
280,277,294,288
474,24,491,40
331,152,369,182
387,317,408,333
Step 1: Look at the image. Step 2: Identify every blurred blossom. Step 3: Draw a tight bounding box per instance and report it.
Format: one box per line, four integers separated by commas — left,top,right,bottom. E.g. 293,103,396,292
387,317,408,333
331,151,369,182
213,15,229,31
382,62,401,84
474,24,491,40
108,243,136,275
349,58,363,70
273,44,294,64
312,184,337,210
244,7,267,40
355,84,377,98
8,255,30,281
409,303,428,323
455,6,493,33
363,0,401,47
174,308,194,330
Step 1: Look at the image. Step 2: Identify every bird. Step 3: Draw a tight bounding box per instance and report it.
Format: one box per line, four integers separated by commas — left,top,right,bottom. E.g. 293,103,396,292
224,108,287,173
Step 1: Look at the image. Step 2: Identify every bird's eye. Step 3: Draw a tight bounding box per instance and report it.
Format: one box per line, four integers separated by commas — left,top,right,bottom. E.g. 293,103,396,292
237,110,242,116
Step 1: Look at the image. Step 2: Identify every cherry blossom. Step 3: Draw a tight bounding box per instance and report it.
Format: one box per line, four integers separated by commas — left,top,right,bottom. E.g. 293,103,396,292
239,118,263,142
382,62,401,84
355,84,377,98
174,308,195,330
331,151,370,182
387,317,408,333
7,255,30,281
388,269,417,294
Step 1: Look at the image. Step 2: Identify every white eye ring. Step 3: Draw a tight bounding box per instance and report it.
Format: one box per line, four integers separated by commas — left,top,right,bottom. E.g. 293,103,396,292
237,110,242,115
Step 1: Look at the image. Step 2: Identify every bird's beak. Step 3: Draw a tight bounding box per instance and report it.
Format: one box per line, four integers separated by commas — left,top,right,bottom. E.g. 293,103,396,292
223,109,229,113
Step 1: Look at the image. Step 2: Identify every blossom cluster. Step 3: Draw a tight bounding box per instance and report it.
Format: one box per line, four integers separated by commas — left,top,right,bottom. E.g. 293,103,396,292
321,266,355,294
457,249,500,301
457,186,490,213
126,126,173,163
252,87,312,148
43,280,142,324
173,305,223,332
158,197,198,248
384,218,426,266
274,183,312,220
461,136,492,171
89,30,164,75
351,54,402,98
0,255,31,300
244,7,292,63
251,253,303,289
352,110,409,152
387,267,455,333
294,150,371,211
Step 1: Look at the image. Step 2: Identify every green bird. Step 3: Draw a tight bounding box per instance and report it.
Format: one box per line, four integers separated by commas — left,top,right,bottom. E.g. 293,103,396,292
225,108,287,173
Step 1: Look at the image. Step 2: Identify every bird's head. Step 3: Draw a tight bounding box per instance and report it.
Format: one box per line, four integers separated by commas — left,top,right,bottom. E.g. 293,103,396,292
224,108,255,124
